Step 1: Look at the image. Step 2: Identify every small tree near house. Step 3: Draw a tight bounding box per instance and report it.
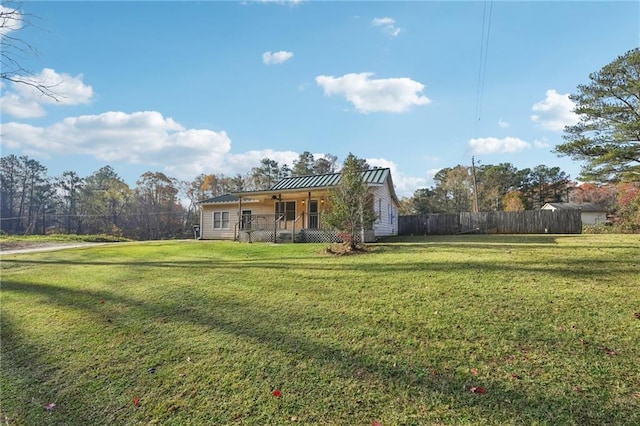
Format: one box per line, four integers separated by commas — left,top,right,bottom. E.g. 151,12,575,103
324,153,378,251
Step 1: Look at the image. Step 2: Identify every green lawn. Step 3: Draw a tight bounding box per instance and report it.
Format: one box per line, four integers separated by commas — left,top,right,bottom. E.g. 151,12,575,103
1,235,639,425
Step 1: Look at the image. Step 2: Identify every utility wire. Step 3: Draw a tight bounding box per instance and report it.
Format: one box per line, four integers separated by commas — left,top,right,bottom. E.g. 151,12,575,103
474,0,493,128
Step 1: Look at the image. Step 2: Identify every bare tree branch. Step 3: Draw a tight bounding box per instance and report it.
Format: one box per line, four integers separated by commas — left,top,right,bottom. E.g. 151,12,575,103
0,1,59,101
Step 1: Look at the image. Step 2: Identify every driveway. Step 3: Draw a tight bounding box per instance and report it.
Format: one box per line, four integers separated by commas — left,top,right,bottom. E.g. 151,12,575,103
0,243,107,255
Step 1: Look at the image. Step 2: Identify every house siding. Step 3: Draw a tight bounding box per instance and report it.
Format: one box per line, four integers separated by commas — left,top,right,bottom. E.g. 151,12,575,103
540,203,607,226
200,205,236,240
370,185,398,237
582,211,607,225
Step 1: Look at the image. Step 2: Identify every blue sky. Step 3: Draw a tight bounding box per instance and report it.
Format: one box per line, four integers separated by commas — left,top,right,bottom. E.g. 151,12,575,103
1,1,638,196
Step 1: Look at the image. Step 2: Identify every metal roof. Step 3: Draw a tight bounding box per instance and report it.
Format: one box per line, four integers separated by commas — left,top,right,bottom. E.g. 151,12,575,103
198,193,258,204
270,168,391,191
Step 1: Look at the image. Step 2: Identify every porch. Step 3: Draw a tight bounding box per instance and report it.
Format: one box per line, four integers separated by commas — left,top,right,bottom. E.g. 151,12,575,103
233,213,374,243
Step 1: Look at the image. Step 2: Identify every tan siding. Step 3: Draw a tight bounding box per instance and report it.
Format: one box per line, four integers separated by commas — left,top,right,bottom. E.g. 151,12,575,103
200,204,237,240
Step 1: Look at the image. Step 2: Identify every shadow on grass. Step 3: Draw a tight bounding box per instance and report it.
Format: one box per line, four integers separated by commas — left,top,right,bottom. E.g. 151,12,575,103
379,234,570,245
2,254,638,285
3,279,638,424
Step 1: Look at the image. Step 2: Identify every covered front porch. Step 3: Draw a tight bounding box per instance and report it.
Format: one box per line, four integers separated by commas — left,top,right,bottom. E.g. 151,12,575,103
232,191,373,243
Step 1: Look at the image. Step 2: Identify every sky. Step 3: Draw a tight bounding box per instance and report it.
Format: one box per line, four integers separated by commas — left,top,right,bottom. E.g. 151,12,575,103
1,0,638,197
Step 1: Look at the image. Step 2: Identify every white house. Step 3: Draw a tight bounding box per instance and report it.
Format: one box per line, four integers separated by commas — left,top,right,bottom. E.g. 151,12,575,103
198,168,401,243
540,202,608,226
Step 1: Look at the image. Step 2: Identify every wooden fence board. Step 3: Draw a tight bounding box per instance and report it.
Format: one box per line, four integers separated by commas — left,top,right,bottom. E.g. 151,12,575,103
399,210,582,235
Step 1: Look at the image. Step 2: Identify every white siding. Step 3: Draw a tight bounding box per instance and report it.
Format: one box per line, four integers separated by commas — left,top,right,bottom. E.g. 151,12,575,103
369,184,398,237
582,212,607,225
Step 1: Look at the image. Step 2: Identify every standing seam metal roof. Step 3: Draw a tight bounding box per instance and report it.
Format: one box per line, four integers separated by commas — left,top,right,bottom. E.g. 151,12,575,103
270,168,390,190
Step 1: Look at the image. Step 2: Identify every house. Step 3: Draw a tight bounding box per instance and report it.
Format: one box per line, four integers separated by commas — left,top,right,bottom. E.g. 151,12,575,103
198,168,400,243
540,202,608,226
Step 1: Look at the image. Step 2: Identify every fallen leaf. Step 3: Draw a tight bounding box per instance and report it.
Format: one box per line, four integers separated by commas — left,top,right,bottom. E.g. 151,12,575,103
147,367,156,374
511,373,521,380
633,312,640,320
44,402,56,411
100,299,105,304
470,368,478,376
579,338,588,345
187,357,192,363
272,389,281,398
372,421,381,426
573,386,582,393
133,396,140,406
469,386,486,394
598,346,617,356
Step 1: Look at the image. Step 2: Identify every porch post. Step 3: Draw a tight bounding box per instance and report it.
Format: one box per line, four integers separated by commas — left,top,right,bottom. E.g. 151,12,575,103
238,196,242,230
307,191,311,228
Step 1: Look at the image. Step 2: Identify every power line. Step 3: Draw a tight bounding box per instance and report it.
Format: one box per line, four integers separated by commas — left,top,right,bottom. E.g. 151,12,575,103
474,0,493,127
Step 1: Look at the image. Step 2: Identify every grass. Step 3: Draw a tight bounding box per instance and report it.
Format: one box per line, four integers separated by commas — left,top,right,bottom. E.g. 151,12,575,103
1,234,639,425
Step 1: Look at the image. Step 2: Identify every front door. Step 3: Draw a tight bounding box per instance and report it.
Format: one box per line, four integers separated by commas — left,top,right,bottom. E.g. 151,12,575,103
309,200,319,229
241,210,252,229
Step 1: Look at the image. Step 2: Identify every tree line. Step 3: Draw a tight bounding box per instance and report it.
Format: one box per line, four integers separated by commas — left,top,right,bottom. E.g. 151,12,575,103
400,163,572,214
397,162,639,231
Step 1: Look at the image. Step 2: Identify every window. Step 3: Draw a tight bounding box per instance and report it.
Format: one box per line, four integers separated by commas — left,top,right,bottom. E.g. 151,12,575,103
213,211,230,229
388,203,394,224
275,201,296,221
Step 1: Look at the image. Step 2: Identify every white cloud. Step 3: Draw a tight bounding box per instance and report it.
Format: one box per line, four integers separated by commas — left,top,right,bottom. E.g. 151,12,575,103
366,157,426,197
224,149,299,172
252,0,304,5
262,51,294,65
468,137,531,154
533,137,551,149
0,111,308,180
0,68,94,118
0,111,232,178
530,89,579,131
315,72,430,113
498,118,509,128
0,5,22,36
371,17,401,37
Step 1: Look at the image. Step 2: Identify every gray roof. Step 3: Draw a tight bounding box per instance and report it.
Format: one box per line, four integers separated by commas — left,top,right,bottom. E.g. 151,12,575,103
198,194,258,204
543,202,607,212
270,168,391,191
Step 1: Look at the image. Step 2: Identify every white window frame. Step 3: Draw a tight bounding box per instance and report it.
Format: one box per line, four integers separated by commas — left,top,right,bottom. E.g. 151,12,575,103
213,211,230,230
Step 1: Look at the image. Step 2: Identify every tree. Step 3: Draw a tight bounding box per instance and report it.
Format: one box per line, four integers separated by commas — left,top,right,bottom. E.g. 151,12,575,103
313,153,338,174
411,188,437,214
56,171,84,233
323,153,376,250
1,2,58,99
81,166,132,235
134,172,183,239
250,158,289,190
476,163,520,211
555,48,640,182
292,151,315,176
502,191,526,211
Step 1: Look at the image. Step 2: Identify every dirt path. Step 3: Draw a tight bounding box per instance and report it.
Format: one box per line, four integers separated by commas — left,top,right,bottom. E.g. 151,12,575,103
0,243,107,255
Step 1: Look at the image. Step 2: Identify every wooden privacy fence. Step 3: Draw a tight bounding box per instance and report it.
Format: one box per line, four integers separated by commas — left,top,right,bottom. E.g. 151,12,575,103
399,210,582,235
